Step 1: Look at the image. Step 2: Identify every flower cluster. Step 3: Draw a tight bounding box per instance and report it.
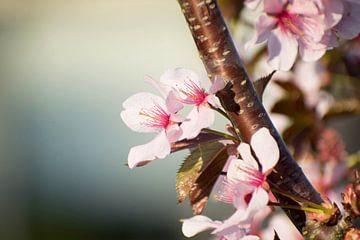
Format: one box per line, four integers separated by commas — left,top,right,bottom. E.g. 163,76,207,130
121,68,224,168
182,128,280,239
246,0,360,71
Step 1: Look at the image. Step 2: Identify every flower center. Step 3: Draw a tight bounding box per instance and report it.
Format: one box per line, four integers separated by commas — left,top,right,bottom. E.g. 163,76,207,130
237,164,266,188
277,11,304,37
139,104,170,129
179,79,208,106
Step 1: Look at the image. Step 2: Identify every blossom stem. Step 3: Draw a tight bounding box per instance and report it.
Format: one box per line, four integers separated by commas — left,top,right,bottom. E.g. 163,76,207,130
209,104,231,121
269,182,328,212
203,128,238,141
269,202,325,214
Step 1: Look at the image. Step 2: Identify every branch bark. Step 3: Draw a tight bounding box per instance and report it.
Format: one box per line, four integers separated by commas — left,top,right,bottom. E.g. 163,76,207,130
176,0,323,230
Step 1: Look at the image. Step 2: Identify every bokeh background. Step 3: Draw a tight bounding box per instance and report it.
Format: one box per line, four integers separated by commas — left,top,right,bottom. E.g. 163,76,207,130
0,1,359,240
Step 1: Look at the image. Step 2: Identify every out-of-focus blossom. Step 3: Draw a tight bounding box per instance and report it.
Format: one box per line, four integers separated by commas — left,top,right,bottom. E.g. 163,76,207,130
331,0,360,45
181,214,260,240
251,0,330,71
293,61,333,117
314,0,344,28
121,92,183,168
245,0,262,10
155,68,225,140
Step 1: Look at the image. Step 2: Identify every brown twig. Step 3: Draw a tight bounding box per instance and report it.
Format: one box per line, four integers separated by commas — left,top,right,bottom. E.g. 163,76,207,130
176,0,323,230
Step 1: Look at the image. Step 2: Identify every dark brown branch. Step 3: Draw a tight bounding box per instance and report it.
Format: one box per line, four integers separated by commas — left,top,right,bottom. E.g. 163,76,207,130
177,0,323,230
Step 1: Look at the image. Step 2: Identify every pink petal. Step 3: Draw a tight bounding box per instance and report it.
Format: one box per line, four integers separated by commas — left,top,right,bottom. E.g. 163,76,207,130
245,187,269,218
180,105,215,140
182,215,220,237
237,143,259,170
250,127,279,173
334,1,360,40
209,75,225,94
212,208,250,234
264,0,287,14
165,124,182,143
267,29,298,71
290,0,319,15
165,90,183,113
144,75,172,98
254,15,278,44
121,92,168,133
298,41,326,62
319,0,344,28
160,67,200,91
127,130,170,169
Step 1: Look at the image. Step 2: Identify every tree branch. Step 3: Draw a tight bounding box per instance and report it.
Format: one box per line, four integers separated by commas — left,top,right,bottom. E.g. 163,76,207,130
177,0,323,230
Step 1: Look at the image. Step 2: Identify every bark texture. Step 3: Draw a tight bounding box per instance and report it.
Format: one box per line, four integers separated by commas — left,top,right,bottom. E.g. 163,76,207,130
176,0,323,230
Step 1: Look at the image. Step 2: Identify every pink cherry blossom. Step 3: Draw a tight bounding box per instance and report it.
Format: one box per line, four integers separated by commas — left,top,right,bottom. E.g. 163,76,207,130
158,68,225,140
252,0,329,71
331,0,360,43
214,127,279,232
121,92,183,168
181,215,260,240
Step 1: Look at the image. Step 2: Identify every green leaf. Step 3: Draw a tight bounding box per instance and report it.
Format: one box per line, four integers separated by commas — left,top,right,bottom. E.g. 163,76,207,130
176,141,228,214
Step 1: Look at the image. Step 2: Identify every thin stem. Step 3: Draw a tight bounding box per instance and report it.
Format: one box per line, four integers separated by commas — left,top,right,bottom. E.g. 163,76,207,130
203,128,238,141
269,182,327,211
209,104,231,121
269,202,325,214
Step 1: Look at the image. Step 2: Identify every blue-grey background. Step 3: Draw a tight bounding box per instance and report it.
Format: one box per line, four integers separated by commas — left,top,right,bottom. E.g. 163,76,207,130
0,1,359,240
0,1,233,239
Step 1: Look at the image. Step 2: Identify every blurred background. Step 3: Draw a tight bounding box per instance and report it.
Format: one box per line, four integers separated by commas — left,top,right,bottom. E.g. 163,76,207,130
0,1,359,240
0,0,231,239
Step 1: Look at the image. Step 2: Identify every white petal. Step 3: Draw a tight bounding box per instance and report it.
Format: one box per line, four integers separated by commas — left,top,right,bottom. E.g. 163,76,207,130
127,130,170,169
209,75,225,94
182,215,220,237
245,187,269,218
212,208,249,234
121,92,167,133
251,128,279,173
254,15,278,44
237,143,259,169
226,159,257,194
144,75,172,98
165,90,183,113
268,213,303,240
268,29,298,71
160,68,200,92
180,105,215,140
264,0,287,14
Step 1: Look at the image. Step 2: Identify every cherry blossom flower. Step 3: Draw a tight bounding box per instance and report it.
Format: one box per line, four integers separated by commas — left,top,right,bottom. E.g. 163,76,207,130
314,0,344,29
252,0,329,71
121,92,183,168
214,127,279,232
331,0,360,44
181,215,260,240
158,68,225,140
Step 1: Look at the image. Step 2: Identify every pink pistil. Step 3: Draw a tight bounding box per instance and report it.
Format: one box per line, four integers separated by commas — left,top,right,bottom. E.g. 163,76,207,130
179,80,208,106
277,11,304,37
139,104,170,129
237,165,266,188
